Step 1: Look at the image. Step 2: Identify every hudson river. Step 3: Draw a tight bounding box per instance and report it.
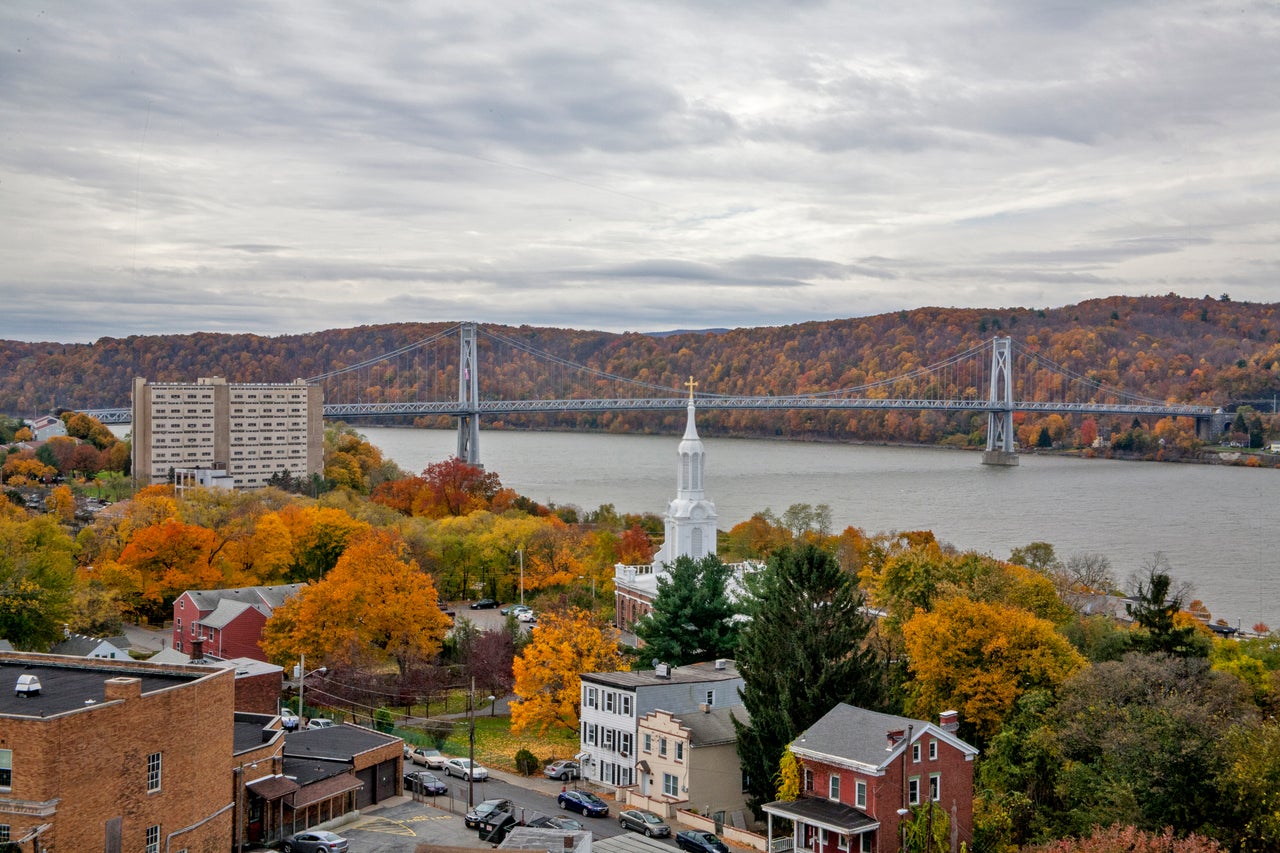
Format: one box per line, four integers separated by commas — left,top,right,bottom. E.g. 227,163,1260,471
357,426,1280,631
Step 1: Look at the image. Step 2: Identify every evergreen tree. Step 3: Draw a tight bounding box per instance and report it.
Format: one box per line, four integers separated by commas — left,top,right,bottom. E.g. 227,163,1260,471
733,542,885,816
1126,564,1209,658
634,554,740,665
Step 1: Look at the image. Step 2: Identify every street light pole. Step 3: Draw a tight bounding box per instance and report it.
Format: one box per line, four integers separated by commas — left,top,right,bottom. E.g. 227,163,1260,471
297,652,305,723
518,547,525,606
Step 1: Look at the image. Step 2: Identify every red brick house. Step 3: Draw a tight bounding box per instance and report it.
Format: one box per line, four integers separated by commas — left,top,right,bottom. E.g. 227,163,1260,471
172,584,303,661
763,704,978,853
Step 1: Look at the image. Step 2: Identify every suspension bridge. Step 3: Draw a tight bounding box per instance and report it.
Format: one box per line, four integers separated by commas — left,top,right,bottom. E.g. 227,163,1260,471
83,322,1225,467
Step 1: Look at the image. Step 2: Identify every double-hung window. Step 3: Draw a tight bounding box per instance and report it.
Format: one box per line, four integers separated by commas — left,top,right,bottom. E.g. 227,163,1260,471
663,773,679,797
0,749,10,789
675,741,684,761
908,776,920,805
929,774,940,801
828,773,841,800
643,733,652,752
929,740,938,760
855,780,867,809
659,737,668,757
621,694,632,716
604,692,615,713
147,752,162,793
585,687,597,708
145,825,160,853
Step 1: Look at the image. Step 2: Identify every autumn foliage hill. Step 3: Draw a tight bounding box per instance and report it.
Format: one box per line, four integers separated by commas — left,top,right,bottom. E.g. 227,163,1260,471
1,296,1277,447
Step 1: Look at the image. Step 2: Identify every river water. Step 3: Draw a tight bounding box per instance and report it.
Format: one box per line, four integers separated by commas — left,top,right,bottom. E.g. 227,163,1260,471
356,426,1280,631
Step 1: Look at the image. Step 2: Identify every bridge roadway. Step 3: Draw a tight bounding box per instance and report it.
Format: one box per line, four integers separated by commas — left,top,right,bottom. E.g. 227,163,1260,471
83,395,1222,424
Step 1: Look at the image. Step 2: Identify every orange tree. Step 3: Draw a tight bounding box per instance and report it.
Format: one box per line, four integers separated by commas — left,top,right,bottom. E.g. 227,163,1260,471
510,606,629,736
261,530,450,674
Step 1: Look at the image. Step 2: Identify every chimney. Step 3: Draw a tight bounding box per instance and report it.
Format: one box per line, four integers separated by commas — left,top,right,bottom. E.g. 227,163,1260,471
104,676,142,702
939,710,959,733
190,638,205,662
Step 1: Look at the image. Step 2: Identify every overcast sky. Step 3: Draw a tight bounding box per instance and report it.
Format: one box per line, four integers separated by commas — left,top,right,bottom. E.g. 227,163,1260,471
1,1,1276,343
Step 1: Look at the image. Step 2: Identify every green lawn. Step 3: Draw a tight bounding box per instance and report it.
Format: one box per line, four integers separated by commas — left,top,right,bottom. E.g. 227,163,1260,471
428,715,579,773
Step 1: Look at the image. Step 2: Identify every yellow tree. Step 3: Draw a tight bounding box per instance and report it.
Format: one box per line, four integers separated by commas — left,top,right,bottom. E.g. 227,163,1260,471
45,484,76,524
511,607,629,735
261,530,449,674
902,596,1085,744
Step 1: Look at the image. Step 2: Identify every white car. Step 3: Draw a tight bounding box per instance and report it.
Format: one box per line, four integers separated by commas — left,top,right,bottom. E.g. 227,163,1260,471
517,610,537,623
444,757,489,781
279,708,300,730
307,718,337,730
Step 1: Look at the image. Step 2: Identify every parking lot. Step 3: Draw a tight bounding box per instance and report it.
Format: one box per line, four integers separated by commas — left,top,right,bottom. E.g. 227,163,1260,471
337,768,672,853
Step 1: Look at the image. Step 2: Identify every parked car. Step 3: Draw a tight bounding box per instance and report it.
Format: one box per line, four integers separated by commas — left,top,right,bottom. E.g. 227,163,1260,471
619,809,671,837
465,797,514,829
557,789,609,817
470,598,500,609
408,746,445,768
543,759,580,781
403,770,448,796
282,830,348,853
517,609,537,622
444,757,489,781
528,815,585,831
306,718,336,730
500,603,530,616
279,708,300,731
676,830,730,853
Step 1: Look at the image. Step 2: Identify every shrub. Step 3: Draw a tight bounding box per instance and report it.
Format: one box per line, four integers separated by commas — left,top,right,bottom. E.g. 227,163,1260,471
422,719,454,748
514,748,539,776
374,707,394,733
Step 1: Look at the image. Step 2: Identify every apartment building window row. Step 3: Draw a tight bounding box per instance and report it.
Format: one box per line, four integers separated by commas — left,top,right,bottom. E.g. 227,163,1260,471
582,685,633,717
581,723,633,757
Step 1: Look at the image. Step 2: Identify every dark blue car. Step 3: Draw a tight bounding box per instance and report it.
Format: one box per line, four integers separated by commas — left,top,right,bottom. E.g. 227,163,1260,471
557,789,609,817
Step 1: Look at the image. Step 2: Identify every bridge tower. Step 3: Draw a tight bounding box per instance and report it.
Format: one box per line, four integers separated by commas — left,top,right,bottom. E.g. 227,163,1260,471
457,322,481,466
983,336,1019,466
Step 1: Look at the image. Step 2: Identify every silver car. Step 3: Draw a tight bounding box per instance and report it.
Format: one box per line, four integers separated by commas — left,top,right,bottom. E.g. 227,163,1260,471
444,756,489,781
619,809,671,837
282,830,348,853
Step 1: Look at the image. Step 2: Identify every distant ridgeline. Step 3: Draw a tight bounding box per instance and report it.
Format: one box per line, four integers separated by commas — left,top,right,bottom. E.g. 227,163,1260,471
2,295,1277,452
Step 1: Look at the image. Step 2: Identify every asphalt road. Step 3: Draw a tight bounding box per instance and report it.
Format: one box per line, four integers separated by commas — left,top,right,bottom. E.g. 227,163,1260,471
342,771,677,853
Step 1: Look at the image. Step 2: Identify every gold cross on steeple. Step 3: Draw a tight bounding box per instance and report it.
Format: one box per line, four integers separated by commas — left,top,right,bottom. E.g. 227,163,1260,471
685,375,698,402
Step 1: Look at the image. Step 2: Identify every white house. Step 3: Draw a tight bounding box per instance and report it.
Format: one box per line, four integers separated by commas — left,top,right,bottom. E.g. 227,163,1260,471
578,659,744,790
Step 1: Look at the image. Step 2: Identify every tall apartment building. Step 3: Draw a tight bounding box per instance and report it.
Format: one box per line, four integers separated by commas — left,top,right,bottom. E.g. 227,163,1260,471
131,376,323,489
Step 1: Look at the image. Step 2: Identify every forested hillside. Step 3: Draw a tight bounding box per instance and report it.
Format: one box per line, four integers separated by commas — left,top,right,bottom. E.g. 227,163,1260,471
3,294,1278,449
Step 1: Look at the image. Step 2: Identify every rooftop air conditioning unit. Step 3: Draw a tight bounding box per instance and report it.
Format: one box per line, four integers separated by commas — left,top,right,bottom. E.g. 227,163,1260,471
15,674,41,697
655,664,670,678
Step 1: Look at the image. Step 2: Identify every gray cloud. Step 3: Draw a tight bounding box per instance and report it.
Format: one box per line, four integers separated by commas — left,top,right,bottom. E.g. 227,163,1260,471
0,0,1277,343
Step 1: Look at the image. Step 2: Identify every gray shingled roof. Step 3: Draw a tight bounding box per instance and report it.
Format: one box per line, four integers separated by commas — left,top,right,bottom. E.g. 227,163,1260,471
186,584,303,613
678,705,748,747
198,598,261,629
582,659,740,689
793,703,977,770
47,633,129,658
284,723,400,760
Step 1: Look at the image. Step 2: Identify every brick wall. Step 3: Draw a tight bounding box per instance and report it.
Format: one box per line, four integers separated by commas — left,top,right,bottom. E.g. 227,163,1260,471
0,659,236,852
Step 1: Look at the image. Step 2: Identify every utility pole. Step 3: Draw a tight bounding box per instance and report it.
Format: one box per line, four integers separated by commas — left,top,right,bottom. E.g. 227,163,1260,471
467,677,477,809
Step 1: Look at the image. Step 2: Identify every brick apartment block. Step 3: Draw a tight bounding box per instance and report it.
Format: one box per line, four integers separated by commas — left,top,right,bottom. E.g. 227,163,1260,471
0,652,236,852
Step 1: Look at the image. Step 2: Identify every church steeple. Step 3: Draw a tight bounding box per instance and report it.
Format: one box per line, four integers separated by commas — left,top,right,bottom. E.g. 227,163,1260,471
652,376,718,564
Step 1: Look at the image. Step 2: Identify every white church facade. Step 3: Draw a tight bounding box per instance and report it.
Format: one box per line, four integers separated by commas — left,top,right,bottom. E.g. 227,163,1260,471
614,385,721,631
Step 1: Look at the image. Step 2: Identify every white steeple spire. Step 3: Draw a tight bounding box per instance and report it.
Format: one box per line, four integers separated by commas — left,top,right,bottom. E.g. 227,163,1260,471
653,377,718,565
